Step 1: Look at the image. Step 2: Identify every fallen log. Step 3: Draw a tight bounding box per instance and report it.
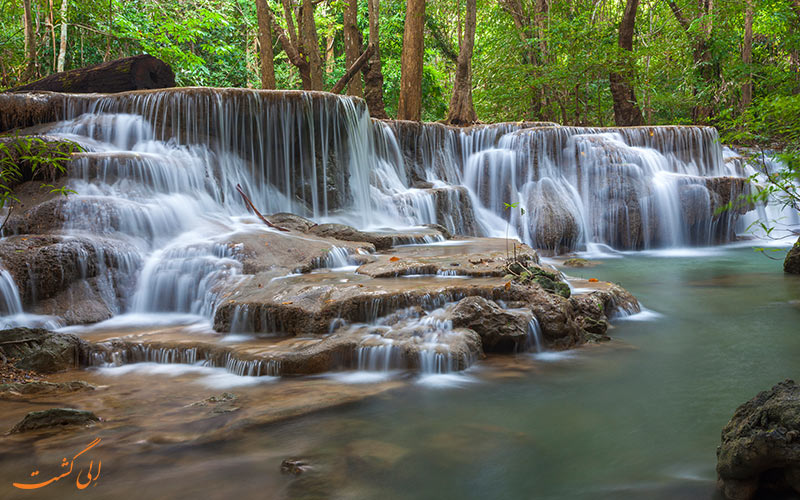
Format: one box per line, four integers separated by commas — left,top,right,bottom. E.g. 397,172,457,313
6,54,175,93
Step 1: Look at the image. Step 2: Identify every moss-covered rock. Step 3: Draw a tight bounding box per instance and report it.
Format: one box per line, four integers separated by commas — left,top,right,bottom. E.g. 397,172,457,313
784,237,800,274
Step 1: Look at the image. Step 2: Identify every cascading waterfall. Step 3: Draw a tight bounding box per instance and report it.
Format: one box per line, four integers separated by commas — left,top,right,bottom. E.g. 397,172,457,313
0,88,770,359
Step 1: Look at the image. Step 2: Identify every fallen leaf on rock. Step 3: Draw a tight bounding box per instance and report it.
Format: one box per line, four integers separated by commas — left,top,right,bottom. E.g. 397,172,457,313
389,256,400,262
588,278,599,282
281,301,293,305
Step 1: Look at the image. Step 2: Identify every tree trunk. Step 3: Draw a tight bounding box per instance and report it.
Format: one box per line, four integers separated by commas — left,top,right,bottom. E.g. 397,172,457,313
446,0,477,125
255,0,277,89
48,0,56,71
267,0,312,88
105,0,112,61
362,0,388,118
666,0,717,124
301,0,323,90
57,0,68,72
398,0,425,121
609,0,643,126
741,0,753,110
343,0,363,96
21,0,37,82
8,54,175,93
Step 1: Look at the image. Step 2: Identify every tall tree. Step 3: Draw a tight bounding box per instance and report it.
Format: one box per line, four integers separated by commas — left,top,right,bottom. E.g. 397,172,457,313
255,0,276,89
398,0,425,120
362,0,388,118
262,0,312,88
499,0,549,120
343,0,363,96
57,0,68,72
609,0,644,126
447,0,477,125
300,0,323,90
741,0,753,110
666,0,717,123
21,0,37,81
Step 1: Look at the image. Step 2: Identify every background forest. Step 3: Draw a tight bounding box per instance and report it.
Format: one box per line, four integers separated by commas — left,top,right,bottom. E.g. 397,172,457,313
2,0,799,145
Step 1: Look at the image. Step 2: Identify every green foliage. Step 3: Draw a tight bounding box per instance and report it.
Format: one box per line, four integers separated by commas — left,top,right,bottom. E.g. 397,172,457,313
0,0,799,133
0,136,81,211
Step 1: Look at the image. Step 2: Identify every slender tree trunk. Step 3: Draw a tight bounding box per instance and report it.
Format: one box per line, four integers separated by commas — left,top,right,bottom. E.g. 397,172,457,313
741,0,753,110
325,36,335,75
48,0,56,71
255,0,276,89
447,0,477,125
57,0,68,72
609,0,643,126
301,0,323,90
343,0,363,96
362,0,388,118
398,0,425,121
666,0,717,123
21,0,37,81
104,0,112,61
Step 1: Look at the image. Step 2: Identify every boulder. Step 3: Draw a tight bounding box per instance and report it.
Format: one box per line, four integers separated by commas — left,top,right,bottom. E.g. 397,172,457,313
717,379,800,499
785,237,800,274
448,297,531,352
0,234,140,306
0,327,89,373
8,408,100,434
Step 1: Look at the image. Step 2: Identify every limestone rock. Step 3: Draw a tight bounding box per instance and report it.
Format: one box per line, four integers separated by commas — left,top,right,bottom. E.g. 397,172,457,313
785,237,800,274
448,296,531,352
0,328,89,373
717,379,800,499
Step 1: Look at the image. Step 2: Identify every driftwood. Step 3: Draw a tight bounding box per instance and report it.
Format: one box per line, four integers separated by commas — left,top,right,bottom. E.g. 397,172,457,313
6,55,175,93
235,184,289,232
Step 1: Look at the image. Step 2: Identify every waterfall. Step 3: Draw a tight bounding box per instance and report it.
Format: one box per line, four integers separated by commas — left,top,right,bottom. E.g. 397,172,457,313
0,88,762,330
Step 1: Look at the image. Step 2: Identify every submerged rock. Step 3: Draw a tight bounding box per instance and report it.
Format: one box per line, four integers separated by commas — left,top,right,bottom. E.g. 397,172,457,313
717,379,800,499
8,408,100,434
785,237,800,274
0,327,88,373
0,380,94,399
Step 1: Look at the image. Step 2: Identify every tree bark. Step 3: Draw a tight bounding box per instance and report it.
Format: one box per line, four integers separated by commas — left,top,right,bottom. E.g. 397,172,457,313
21,0,37,82
301,0,323,90
667,0,717,123
343,0,363,96
741,0,753,110
362,0,388,118
57,0,68,72
609,0,643,126
266,0,311,88
255,0,277,89
8,54,175,93
446,0,477,125
331,43,375,94
398,0,425,121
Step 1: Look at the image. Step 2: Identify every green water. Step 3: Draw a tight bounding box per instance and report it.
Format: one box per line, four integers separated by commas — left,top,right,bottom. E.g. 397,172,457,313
258,246,800,500
3,246,799,499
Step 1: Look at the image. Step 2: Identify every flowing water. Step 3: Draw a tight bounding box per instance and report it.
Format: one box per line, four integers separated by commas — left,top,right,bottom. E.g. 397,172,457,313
1,244,798,499
1,89,799,498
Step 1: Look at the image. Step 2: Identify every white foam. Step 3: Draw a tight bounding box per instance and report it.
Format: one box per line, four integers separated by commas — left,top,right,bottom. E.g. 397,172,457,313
93,362,278,389
615,307,663,322
415,372,478,388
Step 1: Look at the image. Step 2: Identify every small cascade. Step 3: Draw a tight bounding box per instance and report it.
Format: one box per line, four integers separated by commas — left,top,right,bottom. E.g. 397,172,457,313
0,269,23,316
343,305,479,375
526,317,544,353
92,343,281,377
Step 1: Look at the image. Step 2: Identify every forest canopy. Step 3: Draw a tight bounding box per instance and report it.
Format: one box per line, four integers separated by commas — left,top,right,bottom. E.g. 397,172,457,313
2,0,799,143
